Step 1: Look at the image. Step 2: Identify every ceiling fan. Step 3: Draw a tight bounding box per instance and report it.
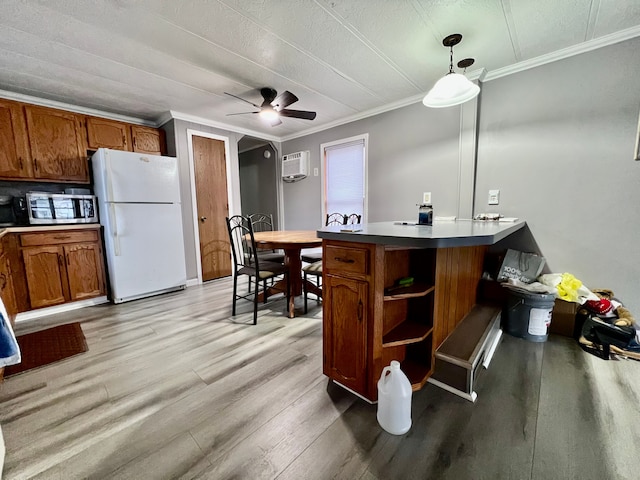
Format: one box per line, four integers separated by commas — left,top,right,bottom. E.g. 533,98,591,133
224,88,317,126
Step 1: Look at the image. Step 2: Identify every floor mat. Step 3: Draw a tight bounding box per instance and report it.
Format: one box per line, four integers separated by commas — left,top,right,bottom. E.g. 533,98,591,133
4,322,87,377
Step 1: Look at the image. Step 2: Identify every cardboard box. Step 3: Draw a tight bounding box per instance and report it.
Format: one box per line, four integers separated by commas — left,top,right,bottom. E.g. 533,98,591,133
550,299,578,337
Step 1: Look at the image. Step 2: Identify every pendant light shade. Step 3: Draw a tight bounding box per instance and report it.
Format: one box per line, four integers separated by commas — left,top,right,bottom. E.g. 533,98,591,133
422,73,480,108
423,34,480,108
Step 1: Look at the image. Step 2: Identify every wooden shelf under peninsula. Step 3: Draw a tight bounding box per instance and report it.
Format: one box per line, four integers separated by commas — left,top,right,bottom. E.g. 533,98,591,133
383,283,434,300
382,321,434,347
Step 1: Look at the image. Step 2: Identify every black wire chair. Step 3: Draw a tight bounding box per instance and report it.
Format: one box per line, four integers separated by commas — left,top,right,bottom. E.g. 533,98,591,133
345,213,362,225
226,215,290,325
301,212,347,264
248,213,285,264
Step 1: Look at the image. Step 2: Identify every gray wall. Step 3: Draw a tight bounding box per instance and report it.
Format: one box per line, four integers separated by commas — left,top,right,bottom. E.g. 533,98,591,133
282,102,463,230
476,37,640,314
239,144,279,227
283,36,640,314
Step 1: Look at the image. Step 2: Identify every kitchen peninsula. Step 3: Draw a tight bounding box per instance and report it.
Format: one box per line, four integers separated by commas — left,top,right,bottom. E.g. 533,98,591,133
317,219,525,402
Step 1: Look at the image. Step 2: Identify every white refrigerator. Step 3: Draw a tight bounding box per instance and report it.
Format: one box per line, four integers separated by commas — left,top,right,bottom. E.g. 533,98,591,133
91,148,187,303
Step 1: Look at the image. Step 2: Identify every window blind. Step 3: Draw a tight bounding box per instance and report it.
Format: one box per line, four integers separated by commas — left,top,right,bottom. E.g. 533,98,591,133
324,139,364,218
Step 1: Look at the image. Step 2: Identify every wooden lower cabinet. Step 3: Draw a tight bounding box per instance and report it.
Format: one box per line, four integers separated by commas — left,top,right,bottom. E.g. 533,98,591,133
18,228,106,310
323,274,368,394
22,245,67,309
322,239,486,402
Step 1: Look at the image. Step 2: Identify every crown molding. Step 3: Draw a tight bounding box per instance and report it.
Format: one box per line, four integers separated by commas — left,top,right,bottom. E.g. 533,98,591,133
0,88,156,126
280,93,426,142
167,110,281,142
485,25,640,81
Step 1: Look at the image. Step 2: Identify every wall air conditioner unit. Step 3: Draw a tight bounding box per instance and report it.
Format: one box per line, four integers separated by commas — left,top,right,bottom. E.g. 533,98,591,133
282,151,310,182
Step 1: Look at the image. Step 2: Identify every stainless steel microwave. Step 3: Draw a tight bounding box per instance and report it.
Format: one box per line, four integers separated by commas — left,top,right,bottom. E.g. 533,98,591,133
26,192,98,225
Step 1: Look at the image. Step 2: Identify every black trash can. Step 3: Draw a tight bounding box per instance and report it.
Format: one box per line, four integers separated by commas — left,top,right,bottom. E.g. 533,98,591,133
504,288,556,342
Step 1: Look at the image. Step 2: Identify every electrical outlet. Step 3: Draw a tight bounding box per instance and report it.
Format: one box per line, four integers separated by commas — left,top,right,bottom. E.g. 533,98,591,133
313,167,319,176
422,192,432,204
488,189,500,205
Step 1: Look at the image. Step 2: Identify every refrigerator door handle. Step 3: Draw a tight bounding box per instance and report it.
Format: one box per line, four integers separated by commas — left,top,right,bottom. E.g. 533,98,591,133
106,152,115,202
109,203,121,256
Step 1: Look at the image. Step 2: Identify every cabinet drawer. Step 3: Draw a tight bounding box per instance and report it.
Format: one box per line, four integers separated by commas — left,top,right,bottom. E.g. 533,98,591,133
324,245,369,275
20,229,99,247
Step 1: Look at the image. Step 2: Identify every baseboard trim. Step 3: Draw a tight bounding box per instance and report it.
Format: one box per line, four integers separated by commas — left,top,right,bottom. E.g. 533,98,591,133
15,296,109,323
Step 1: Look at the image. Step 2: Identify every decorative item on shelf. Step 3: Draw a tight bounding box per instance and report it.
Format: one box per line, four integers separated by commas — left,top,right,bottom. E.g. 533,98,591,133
423,33,480,108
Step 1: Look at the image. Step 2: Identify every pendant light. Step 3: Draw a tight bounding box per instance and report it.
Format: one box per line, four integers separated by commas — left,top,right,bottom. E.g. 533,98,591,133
423,34,480,108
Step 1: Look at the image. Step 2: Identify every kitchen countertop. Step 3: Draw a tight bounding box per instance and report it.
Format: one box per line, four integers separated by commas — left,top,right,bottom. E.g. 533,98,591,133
0,223,101,239
316,219,526,248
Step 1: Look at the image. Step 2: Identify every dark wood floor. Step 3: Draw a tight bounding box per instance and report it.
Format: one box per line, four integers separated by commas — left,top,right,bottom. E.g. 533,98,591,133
1,277,639,479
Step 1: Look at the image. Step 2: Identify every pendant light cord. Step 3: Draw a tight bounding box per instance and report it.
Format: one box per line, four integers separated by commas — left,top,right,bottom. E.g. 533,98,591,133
449,46,454,74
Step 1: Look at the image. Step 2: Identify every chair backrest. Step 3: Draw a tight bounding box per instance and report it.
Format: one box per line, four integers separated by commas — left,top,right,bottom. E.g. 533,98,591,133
226,215,259,271
345,213,361,225
325,212,346,226
248,212,275,233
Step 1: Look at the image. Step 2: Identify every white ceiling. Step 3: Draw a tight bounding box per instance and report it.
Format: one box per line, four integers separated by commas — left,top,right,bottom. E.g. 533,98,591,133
1,0,639,141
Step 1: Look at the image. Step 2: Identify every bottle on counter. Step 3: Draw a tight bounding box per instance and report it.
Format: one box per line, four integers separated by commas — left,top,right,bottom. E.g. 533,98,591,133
418,203,433,226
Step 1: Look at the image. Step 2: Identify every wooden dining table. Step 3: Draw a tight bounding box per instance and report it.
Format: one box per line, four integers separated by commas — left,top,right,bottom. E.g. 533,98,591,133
252,230,322,318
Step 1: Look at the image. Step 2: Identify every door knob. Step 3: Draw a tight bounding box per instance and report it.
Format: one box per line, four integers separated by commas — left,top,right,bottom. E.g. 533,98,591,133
200,216,207,222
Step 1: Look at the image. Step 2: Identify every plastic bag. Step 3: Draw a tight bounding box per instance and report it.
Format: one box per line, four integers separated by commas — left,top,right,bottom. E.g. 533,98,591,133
538,273,599,304
496,249,546,284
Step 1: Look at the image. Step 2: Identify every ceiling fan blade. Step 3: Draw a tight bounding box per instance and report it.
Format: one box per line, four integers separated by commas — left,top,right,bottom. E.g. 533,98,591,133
224,92,261,108
278,109,317,120
225,111,259,116
272,90,298,111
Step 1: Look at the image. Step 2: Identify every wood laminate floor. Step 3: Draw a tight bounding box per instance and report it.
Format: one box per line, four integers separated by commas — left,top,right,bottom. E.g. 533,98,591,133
1,277,639,480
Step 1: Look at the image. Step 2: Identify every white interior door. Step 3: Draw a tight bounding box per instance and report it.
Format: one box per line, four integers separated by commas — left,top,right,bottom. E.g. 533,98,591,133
105,203,186,302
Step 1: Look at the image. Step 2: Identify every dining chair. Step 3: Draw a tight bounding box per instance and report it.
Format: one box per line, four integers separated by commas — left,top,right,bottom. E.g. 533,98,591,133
326,212,347,226
226,215,290,325
345,213,362,225
303,260,323,313
248,213,285,264
301,212,346,264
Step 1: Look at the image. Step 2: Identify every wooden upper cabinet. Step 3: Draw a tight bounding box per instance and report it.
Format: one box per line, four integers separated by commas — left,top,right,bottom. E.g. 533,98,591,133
86,116,132,151
0,98,33,179
24,105,89,183
131,125,166,156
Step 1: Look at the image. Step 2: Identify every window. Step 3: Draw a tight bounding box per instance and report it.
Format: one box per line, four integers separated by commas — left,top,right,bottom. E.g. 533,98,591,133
321,134,367,223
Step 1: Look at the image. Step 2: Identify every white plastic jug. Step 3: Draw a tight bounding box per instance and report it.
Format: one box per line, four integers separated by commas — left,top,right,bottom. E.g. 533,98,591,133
377,360,412,435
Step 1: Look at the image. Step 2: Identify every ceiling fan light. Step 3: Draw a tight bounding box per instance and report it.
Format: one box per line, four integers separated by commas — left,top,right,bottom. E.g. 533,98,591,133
422,73,480,108
259,107,279,122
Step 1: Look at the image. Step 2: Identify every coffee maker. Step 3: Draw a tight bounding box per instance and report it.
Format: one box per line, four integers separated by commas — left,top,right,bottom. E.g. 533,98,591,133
0,195,28,227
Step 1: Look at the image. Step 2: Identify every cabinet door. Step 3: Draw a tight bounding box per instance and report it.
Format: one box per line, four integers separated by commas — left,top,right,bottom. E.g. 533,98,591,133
24,105,89,182
323,274,368,394
23,245,67,309
86,117,132,151
0,99,33,179
0,254,18,318
131,125,165,155
65,242,105,301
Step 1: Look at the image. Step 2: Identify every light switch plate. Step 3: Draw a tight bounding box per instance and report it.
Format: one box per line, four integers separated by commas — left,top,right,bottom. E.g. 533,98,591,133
488,189,500,205
313,168,319,176
423,192,432,204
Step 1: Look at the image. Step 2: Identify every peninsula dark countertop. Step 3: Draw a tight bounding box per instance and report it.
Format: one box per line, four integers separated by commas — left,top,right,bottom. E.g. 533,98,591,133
316,219,526,248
